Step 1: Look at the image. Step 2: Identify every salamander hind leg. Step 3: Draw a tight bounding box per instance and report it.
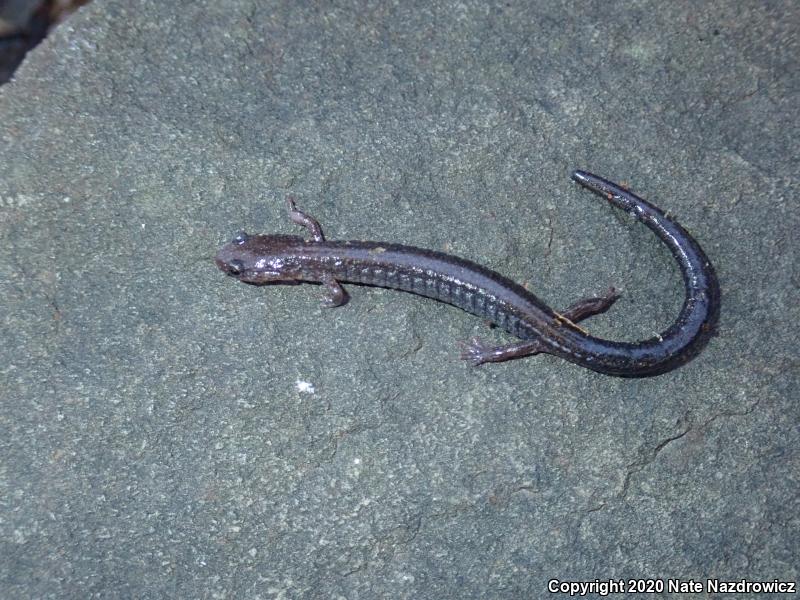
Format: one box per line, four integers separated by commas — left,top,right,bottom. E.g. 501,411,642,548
560,287,620,322
459,338,544,366
458,289,619,366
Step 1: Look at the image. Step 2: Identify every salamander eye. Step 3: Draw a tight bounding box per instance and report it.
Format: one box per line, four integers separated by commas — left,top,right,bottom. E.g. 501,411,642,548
233,231,249,245
227,259,245,276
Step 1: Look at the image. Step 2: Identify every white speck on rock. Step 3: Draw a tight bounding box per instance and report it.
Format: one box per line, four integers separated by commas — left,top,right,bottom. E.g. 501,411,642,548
295,380,315,394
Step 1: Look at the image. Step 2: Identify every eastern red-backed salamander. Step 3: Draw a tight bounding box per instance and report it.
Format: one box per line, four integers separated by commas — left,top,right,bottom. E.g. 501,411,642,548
215,171,720,377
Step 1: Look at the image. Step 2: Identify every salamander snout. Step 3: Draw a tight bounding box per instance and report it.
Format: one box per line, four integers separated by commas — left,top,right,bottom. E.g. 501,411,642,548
215,233,308,284
219,258,245,276
214,240,249,278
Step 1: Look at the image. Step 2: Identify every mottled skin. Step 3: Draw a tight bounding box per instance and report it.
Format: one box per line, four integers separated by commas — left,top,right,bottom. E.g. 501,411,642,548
216,171,720,377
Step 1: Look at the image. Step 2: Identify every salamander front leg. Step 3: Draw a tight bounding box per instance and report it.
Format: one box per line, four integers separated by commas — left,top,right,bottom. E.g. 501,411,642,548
459,288,621,366
286,197,325,242
320,275,348,308
285,198,349,306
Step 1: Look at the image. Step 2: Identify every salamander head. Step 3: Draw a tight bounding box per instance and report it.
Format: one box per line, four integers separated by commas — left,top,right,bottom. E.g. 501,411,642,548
215,232,306,284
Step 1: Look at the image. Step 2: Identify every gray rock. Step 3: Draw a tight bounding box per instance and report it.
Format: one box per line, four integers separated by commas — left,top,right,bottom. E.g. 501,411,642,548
1,1,797,598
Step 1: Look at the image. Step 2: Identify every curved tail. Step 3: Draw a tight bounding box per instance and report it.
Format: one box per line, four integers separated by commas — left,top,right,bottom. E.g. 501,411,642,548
569,170,721,376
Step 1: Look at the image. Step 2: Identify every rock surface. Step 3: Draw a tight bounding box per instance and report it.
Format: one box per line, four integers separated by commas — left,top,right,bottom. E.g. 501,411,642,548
1,1,797,597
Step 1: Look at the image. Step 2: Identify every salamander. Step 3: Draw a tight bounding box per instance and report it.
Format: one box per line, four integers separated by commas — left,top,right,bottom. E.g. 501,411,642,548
215,171,720,377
